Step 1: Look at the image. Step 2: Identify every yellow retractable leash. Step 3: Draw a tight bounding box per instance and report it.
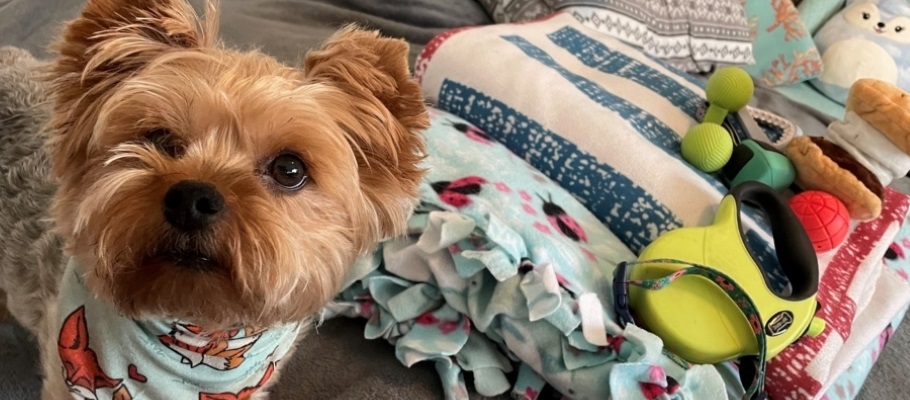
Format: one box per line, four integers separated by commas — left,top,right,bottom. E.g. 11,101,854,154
613,182,827,399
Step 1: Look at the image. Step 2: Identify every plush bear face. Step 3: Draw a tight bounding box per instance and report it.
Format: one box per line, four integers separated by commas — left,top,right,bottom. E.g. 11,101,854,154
842,2,910,44
810,0,910,104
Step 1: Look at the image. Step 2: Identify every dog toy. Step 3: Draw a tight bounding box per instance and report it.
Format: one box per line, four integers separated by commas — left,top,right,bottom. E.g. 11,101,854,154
810,1,910,105
682,67,754,172
722,139,796,191
615,182,825,365
789,191,850,253
787,79,910,220
681,123,733,172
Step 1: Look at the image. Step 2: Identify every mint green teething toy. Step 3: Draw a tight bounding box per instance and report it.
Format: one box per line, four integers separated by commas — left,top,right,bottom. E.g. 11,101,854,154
682,67,755,173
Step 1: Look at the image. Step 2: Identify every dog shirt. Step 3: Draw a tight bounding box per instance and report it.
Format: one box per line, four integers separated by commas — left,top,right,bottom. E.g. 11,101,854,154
54,258,302,400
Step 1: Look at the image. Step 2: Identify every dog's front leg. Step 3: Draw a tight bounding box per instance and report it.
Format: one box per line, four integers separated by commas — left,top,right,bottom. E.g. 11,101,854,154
39,301,70,400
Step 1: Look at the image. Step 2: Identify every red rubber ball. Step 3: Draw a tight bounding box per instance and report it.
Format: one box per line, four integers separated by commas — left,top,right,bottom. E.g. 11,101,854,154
789,191,850,253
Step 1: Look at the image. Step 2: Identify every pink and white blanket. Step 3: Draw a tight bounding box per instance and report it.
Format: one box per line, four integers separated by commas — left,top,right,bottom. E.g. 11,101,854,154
766,189,910,399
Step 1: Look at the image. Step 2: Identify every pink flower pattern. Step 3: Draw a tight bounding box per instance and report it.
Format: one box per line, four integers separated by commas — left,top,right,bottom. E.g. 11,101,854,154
534,221,551,234
416,312,439,326
519,190,532,202
523,387,539,400
581,248,596,262
439,320,460,335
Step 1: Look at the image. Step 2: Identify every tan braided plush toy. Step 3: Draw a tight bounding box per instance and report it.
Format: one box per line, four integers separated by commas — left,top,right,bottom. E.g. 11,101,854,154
788,79,910,221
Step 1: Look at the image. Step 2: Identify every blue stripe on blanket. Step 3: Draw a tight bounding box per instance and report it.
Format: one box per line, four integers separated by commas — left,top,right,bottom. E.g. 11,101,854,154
643,55,708,89
547,27,704,120
499,35,727,193
546,27,785,146
637,53,708,89
508,32,785,282
437,79,682,253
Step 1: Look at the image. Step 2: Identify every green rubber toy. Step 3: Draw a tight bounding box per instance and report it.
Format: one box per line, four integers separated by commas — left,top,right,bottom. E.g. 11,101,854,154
682,123,734,173
703,67,754,125
682,67,754,173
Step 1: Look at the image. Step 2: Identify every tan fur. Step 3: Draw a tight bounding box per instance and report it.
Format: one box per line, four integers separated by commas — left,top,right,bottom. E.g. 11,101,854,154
5,0,427,398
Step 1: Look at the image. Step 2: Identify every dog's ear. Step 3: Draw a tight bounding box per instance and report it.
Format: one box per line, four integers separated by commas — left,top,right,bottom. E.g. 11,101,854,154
50,0,214,102
304,26,429,246
46,0,215,179
304,25,428,134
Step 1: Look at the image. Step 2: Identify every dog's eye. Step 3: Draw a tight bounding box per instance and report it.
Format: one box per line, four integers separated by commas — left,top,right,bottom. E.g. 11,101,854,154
268,154,309,190
144,128,184,158
863,12,871,20
897,26,904,32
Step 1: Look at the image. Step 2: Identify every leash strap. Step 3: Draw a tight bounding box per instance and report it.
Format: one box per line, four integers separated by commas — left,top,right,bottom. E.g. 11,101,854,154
613,259,769,400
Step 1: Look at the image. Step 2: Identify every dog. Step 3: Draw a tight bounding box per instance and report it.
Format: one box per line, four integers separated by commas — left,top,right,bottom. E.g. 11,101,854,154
0,0,428,398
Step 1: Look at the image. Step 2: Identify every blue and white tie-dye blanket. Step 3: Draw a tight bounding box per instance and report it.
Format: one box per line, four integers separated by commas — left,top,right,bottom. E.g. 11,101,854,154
323,109,730,399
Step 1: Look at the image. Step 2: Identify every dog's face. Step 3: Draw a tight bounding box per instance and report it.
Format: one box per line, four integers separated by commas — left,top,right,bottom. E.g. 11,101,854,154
45,0,427,329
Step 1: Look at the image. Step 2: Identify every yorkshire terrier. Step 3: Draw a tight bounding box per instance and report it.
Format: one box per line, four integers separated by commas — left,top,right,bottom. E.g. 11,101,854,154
0,0,428,398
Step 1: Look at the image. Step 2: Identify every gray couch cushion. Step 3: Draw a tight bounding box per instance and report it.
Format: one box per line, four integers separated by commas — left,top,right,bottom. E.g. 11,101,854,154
0,0,492,65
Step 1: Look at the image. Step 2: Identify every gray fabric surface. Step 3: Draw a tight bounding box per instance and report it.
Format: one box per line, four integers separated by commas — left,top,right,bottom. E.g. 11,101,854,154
0,0,493,67
751,84,836,137
860,305,910,400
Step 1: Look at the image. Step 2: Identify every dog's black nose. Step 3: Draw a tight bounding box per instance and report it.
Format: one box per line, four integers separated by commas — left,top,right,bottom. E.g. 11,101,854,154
878,22,886,28
162,180,225,231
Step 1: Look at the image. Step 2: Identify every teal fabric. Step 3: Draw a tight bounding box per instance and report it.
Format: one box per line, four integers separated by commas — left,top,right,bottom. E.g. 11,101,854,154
55,259,301,399
743,0,824,87
323,109,730,399
774,81,847,121
798,0,848,34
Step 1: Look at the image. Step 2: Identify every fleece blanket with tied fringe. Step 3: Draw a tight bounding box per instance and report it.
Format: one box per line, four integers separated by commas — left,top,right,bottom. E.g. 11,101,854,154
404,12,910,400
324,109,730,400
321,104,910,399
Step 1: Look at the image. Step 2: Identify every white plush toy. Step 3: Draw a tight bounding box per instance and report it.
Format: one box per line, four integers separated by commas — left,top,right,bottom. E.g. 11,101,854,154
811,0,910,104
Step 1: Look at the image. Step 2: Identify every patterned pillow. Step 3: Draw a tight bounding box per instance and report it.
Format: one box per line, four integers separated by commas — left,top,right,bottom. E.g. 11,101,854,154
742,0,824,87
475,0,554,22
474,0,755,73
563,1,754,73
